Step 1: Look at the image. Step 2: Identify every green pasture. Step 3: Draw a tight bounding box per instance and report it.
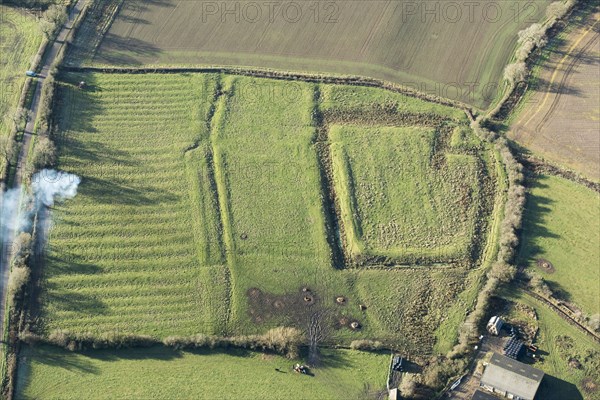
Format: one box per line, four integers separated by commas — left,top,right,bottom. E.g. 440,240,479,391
16,345,389,400
518,174,600,316
39,72,499,355
330,124,481,263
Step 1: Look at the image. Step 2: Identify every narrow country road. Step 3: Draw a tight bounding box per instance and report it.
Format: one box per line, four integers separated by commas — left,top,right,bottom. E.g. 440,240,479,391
0,0,87,351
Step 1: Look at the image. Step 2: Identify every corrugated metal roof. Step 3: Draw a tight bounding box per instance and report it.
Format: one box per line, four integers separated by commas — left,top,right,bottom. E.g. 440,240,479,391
480,353,544,400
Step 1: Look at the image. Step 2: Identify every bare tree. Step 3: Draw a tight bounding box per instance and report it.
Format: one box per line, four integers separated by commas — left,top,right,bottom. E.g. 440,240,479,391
0,135,16,170
546,1,573,22
4,107,27,133
40,5,67,39
517,23,547,48
399,374,418,398
31,136,56,169
307,309,330,365
504,62,527,85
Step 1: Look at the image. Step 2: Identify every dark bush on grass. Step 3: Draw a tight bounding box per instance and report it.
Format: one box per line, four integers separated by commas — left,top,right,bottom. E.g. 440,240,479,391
45,330,158,351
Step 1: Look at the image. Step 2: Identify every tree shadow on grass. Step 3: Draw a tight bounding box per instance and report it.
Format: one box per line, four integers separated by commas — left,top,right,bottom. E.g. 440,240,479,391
21,344,186,374
44,251,103,276
72,346,245,367
314,347,390,370
44,288,110,317
56,135,137,167
82,345,186,363
54,74,106,135
96,35,162,66
545,280,574,303
517,176,561,266
79,175,180,206
20,344,100,374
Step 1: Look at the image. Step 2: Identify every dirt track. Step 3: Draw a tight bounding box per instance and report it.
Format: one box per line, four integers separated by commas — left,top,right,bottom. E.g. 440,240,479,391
0,0,88,359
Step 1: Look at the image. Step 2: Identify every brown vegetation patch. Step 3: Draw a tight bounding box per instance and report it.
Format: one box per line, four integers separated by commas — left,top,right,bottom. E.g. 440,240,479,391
246,287,319,325
248,288,261,299
273,300,285,310
247,288,365,335
582,377,598,394
536,258,555,274
568,358,582,369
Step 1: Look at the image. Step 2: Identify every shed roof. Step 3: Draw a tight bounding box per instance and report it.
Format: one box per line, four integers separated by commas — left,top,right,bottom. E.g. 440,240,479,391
472,389,499,400
480,353,544,400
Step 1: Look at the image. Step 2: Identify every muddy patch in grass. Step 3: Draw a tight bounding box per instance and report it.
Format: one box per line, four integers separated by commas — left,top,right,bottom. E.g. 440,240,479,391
247,287,320,326
536,258,556,274
247,288,363,333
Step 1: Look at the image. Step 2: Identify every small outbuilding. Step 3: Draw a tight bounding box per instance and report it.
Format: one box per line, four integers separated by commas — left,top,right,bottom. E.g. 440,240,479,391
472,389,500,400
480,353,544,400
487,316,504,335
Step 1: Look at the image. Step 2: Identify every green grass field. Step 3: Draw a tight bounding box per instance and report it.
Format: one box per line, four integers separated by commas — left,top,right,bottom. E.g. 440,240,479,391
0,6,42,136
39,72,501,356
73,0,553,109
517,174,600,316
500,288,600,400
206,75,332,334
320,84,466,121
43,73,224,337
16,346,389,399
330,124,481,263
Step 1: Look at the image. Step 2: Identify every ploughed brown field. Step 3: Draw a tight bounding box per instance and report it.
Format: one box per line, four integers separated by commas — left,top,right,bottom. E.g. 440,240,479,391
81,0,551,109
510,8,600,181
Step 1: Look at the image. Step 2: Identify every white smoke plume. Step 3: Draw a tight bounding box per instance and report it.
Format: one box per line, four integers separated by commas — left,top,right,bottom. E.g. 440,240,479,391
32,169,81,207
1,169,81,240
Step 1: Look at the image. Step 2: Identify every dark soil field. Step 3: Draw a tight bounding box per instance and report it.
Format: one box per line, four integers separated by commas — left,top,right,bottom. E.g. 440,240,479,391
72,0,552,110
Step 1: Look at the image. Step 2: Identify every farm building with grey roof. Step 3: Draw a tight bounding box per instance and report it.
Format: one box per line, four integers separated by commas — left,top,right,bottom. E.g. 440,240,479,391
480,353,544,400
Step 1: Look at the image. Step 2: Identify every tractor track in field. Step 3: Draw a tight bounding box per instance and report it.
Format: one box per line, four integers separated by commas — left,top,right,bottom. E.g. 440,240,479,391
533,22,599,135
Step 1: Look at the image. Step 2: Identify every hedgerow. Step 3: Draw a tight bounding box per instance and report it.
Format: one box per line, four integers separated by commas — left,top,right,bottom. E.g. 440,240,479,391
493,0,578,119
164,327,303,358
349,339,384,351
432,118,525,388
21,327,303,358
